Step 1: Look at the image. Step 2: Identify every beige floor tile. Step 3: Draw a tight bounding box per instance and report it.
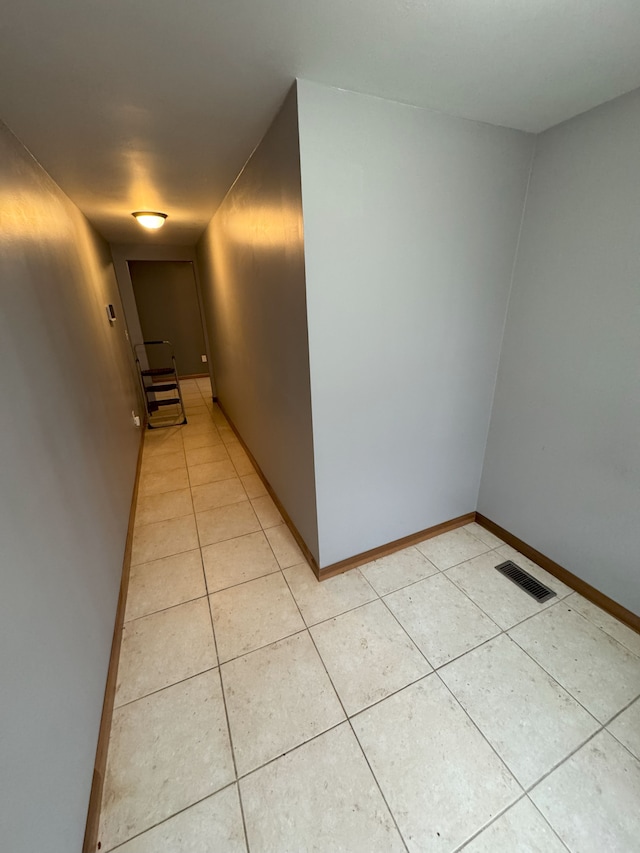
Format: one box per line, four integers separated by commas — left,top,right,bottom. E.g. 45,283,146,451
240,472,267,499
283,562,376,626
143,430,183,456
231,456,254,477
310,599,431,715
125,550,206,621
352,677,521,853
607,698,640,759
188,459,237,486
222,435,241,449
384,573,500,667
183,430,224,451
222,632,344,774
183,408,208,419
415,527,491,570
134,488,193,527
186,444,229,468
115,598,217,706
360,546,439,596
99,671,234,850
210,573,305,662
509,603,640,723
530,731,640,853
196,501,260,546
181,421,224,437
140,450,186,475
567,592,640,657
114,786,247,853
202,531,279,592
131,515,199,565
463,521,506,549
184,412,214,425
139,467,190,496
251,495,282,529
264,523,305,568
228,446,255,476
191,478,247,514
495,544,573,598
240,724,405,853
446,551,559,630
440,634,598,787
461,797,567,853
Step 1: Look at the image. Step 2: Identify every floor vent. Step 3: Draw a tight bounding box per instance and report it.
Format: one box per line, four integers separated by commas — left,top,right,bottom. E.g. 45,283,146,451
494,561,557,603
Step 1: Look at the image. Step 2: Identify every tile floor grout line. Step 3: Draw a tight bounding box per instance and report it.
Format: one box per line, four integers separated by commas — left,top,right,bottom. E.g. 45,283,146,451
376,590,437,672
187,399,252,852
602,691,640,729
234,718,348,784
601,702,640,765
522,725,608,796
124,590,209,624
281,568,411,852
507,604,639,725
196,452,253,853
450,791,529,853
346,717,411,853
205,595,253,853
364,540,508,598
304,604,413,850
564,593,640,660
105,783,240,852
101,423,232,851
524,795,573,853
433,668,527,796
112,663,221,712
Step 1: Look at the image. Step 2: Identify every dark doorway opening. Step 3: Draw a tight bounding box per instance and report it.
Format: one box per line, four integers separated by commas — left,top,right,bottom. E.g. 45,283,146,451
128,260,207,377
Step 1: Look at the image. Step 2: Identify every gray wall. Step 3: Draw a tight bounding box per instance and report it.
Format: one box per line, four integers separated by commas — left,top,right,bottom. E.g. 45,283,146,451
479,89,640,614
0,121,141,852
297,80,535,567
196,86,319,560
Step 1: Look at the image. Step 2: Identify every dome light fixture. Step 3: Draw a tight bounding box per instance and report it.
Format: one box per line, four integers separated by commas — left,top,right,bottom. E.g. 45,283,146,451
132,210,168,230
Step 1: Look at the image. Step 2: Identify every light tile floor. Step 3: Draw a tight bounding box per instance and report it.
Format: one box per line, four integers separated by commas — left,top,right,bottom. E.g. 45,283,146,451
98,376,640,852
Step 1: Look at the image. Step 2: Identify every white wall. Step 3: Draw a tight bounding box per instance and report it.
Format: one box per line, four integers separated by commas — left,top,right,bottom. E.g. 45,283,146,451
196,86,319,559
0,121,141,852
297,80,534,567
479,89,640,614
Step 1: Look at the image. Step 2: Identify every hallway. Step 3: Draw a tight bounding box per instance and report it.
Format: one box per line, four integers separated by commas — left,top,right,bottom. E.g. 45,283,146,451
97,379,640,852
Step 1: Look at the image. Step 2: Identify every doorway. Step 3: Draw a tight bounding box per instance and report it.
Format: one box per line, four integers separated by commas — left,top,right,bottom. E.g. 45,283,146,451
128,260,208,377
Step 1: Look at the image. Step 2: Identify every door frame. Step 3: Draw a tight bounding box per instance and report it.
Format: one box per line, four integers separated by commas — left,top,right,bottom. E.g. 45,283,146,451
111,244,216,394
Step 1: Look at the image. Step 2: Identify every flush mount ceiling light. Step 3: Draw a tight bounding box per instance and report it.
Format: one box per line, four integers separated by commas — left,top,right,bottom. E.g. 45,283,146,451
132,210,168,230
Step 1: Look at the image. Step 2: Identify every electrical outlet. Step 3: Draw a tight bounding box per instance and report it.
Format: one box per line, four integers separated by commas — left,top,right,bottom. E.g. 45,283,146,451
132,411,141,428
201,354,208,363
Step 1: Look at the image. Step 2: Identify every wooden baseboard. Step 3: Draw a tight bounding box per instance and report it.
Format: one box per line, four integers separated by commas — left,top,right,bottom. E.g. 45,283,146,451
82,431,145,853
475,513,640,634
216,401,475,582
178,372,210,379
317,513,476,580
216,401,320,573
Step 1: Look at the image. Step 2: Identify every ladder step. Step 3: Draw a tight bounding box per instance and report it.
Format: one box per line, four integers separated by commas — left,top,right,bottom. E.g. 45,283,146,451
148,398,181,412
144,383,178,393
141,367,175,377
